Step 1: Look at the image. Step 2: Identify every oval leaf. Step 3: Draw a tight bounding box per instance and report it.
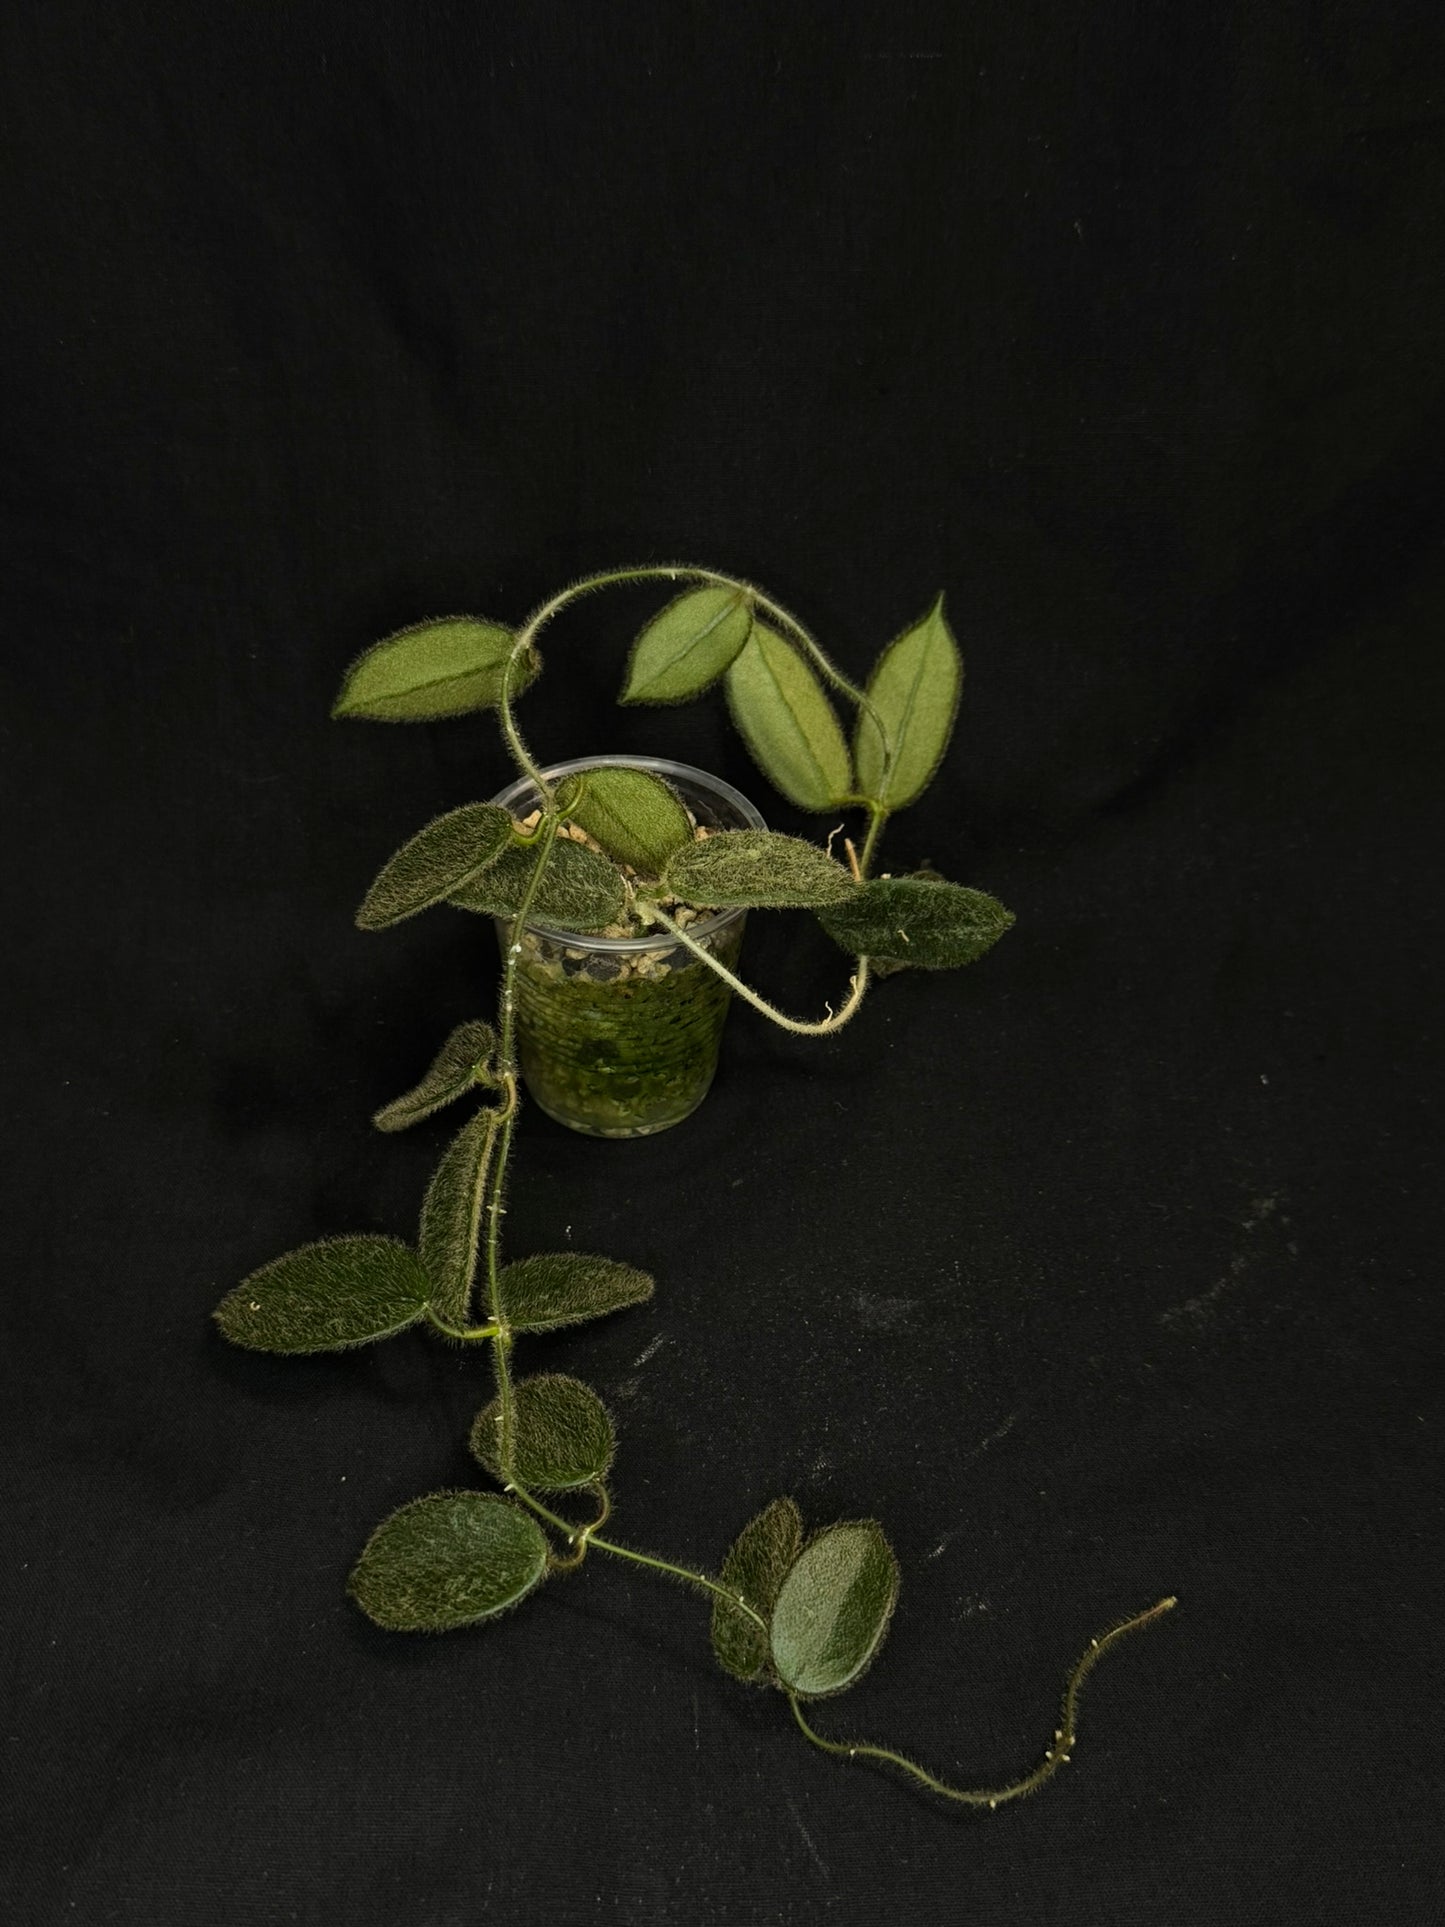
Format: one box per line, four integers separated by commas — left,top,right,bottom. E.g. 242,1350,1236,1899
557,767,694,875
769,1520,900,1699
214,1235,429,1354
663,829,857,910
448,838,626,931
817,876,1014,968
853,596,962,811
712,1497,804,1683
333,618,538,722
620,585,754,704
724,623,853,812
470,1374,616,1492
348,1491,548,1631
498,1253,655,1333
356,803,514,929
418,1110,498,1327
373,1019,501,1133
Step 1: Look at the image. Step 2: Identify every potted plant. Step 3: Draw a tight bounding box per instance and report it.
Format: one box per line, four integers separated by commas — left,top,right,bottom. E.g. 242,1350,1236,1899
212,563,1174,1809
481,754,766,1137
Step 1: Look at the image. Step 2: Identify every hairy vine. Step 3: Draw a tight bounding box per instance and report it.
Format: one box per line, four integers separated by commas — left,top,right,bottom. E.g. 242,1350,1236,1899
211,564,1174,1808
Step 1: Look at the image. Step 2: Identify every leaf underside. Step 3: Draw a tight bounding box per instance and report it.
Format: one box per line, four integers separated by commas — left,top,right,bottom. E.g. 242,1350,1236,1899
214,1235,430,1354
711,1497,805,1683
448,838,626,931
356,803,514,929
372,1019,501,1133
769,1520,900,1699
663,829,857,910
497,1252,655,1333
817,875,1014,968
854,596,962,811
724,623,853,812
333,617,537,722
621,585,754,704
471,1374,617,1491
558,767,694,875
418,1109,499,1327
348,1491,549,1631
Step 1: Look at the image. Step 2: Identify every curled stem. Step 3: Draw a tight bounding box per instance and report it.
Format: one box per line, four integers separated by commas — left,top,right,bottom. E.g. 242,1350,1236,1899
641,902,870,1037
787,1596,1177,1808
544,1483,612,1573
502,562,887,745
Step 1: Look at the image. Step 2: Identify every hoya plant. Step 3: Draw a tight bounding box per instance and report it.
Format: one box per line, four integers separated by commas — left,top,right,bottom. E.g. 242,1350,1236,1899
214,563,1174,1809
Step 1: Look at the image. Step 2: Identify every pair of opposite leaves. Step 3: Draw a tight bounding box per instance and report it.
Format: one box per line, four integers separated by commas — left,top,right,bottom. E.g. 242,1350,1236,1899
332,585,963,817
215,1012,662,1349
349,1481,899,1706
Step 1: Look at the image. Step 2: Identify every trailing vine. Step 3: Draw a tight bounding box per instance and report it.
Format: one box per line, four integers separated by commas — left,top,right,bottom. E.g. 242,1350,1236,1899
212,564,1174,1806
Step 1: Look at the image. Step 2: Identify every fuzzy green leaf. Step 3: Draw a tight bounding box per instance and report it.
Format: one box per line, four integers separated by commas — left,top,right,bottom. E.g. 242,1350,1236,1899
214,1236,429,1354
712,1497,805,1683
333,618,537,722
356,804,514,929
448,838,626,931
724,623,853,812
470,1374,616,1492
372,1020,501,1133
620,586,754,704
663,829,857,910
769,1520,900,1699
497,1253,655,1334
817,876,1014,968
556,767,694,875
348,1491,548,1631
854,596,962,810
417,1110,498,1327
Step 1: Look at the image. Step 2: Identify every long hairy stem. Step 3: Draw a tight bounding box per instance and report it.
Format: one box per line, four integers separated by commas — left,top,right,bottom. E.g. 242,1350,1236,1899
787,1596,1177,1808
482,818,559,1480
642,902,871,1037
501,561,888,743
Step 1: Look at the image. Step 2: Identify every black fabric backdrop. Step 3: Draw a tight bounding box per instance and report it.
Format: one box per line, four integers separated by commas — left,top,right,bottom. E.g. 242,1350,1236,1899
3,5,1442,1923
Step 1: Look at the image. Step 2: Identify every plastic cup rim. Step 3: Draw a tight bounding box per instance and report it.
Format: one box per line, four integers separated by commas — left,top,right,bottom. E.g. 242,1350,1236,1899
486,754,767,952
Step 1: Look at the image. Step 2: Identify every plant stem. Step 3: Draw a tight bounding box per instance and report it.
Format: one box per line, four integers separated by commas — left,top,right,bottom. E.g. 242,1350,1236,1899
482,819,560,1476
489,1471,765,1631
586,1533,770,1633
786,1596,1177,1808
641,902,871,1037
858,804,889,880
501,562,885,739
422,1312,501,1343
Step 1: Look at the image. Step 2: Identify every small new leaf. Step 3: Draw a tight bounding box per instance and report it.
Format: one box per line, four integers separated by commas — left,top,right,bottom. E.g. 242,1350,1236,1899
724,623,853,812
373,1019,501,1133
470,1374,616,1492
214,1236,429,1354
817,875,1014,968
621,586,754,704
448,839,627,931
854,595,962,811
663,829,857,909
356,803,514,929
333,618,538,722
348,1491,548,1631
498,1253,655,1334
769,1520,900,1699
418,1110,498,1327
712,1497,804,1684
557,767,694,875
